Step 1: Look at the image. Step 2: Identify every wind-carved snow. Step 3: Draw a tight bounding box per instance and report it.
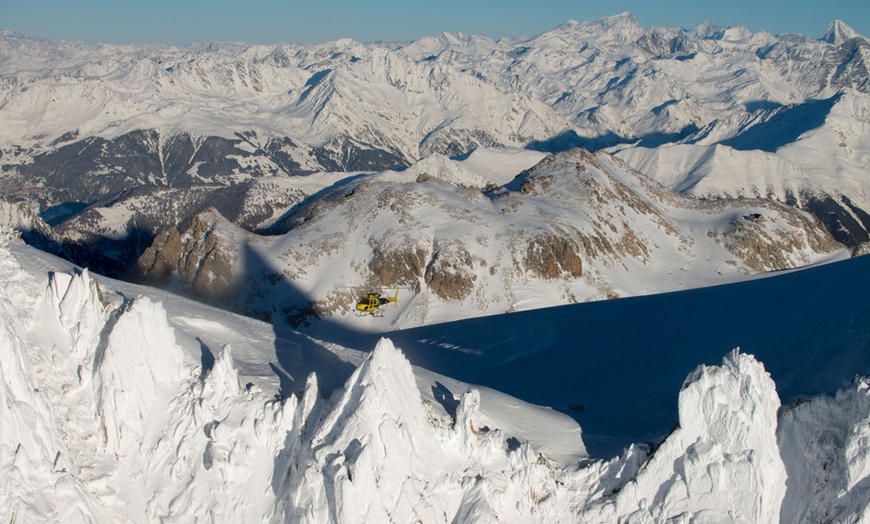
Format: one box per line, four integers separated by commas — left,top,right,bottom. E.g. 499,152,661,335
94,297,187,457
586,350,788,522
279,338,455,522
778,379,870,523
0,232,111,522
2,233,870,522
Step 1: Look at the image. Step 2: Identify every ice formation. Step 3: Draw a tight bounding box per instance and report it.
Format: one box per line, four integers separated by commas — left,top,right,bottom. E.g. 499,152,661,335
1,233,869,522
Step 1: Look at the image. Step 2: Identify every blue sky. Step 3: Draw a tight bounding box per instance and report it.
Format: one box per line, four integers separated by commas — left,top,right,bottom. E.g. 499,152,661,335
4,0,868,46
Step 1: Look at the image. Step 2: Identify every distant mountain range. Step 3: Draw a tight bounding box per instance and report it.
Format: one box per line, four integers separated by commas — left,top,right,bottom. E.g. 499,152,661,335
0,14,868,324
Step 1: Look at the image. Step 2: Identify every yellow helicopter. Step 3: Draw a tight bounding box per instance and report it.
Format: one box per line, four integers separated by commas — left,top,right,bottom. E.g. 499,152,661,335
355,288,399,317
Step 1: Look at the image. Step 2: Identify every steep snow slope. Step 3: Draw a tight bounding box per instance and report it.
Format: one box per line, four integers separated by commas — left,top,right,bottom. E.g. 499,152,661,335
617,91,870,248
0,234,114,521
136,149,845,330
3,233,870,522
778,381,870,522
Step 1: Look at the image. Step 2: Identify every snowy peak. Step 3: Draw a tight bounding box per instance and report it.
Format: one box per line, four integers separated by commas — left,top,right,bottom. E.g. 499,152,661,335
688,21,756,42
293,338,452,522
548,12,646,47
691,21,726,39
600,351,787,521
823,20,862,44
720,24,755,42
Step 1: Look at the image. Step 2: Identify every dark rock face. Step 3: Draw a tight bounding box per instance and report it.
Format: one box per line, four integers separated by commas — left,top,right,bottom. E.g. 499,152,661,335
15,130,264,199
825,38,870,93
525,234,583,280
16,130,161,204
312,136,408,173
368,245,428,288
424,242,476,302
7,129,408,214
418,128,503,158
135,229,182,287
261,136,304,175
190,181,307,232
135,210,239,303
798,193,870,248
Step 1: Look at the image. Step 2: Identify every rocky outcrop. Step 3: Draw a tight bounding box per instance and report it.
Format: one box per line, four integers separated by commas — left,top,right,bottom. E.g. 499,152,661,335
424,241,477,301
135,209,240,302
368,242,428,288
524,233,583,279
131,149,845,328
713,205,842,271
853,242,870,257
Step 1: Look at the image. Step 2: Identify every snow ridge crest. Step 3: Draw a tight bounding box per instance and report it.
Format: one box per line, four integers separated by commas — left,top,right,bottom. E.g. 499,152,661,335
284,337,452,522
823,20,862,44
596,349,787,522
2,249,870,522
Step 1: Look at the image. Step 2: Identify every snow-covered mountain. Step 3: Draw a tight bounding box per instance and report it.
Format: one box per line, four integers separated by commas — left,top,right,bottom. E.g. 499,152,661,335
3,13,870,523
3,223,870,522
134,148,845,329
616,90,870,251
1,14,869,258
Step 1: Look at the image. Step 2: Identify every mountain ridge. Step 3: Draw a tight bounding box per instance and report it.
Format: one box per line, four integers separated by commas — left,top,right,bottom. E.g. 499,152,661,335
133,148,845,329
0,13,868,319
1,13,870,522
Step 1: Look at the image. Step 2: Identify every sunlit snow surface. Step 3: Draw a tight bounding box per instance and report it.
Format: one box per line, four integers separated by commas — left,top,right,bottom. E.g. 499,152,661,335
3,233,870,522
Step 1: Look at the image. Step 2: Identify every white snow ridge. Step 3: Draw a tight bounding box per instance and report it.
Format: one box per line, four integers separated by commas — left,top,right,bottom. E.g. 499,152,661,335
590,350,787,522
1,233,869,522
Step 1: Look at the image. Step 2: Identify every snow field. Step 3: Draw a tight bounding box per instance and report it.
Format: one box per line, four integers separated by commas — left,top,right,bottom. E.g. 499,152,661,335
2,234,870,521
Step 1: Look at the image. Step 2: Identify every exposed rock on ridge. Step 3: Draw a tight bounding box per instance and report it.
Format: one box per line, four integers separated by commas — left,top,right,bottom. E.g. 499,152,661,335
135,149,843,329
135,209,241,302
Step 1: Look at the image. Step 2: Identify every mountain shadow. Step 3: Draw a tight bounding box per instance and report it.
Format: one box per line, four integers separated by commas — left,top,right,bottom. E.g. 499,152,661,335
527,130,631,153
526,124,702,154
20,225,155,281
237,244,359,398
721,93,842,153
333,254,870,458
